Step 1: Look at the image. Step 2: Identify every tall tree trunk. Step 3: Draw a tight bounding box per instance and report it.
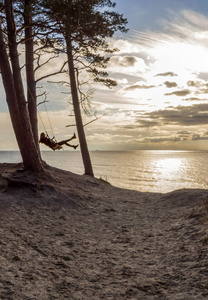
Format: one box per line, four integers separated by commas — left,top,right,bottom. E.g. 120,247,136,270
0,21,23,152
5,0,28,114
0,3,44,172
24,0,39,147
66,36,94,176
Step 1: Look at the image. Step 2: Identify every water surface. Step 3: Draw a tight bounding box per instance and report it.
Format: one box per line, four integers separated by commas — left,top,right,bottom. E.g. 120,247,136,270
0,150,207,193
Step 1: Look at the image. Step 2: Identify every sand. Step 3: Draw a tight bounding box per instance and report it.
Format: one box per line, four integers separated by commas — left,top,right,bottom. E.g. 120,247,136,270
0,163,208,300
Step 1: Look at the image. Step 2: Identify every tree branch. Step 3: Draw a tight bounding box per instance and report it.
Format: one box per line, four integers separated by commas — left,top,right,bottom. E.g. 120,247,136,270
83,115,101,127
37,99,49,106
37,91,49,106
35,61,68,83
65,123,76,128
34,53,60,72
47,80,70,86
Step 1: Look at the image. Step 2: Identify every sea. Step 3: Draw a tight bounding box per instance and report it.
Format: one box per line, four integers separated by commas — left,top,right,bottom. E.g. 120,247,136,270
0,150,208,193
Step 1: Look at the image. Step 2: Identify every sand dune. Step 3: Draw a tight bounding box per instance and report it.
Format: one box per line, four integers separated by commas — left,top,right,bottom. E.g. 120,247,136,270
0,163,208,299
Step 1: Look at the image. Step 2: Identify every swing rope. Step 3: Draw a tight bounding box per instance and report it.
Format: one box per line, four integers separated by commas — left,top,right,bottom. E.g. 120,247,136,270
22,68,55,139
35,85,56,139
42,99,55,139
24,76,78,151
37,109,47,133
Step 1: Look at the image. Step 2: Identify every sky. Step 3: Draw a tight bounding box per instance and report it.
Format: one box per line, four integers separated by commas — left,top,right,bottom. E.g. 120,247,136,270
1,0,208,150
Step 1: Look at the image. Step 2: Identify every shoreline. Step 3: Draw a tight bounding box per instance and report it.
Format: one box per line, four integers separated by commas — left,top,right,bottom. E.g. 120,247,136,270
0,163,208,299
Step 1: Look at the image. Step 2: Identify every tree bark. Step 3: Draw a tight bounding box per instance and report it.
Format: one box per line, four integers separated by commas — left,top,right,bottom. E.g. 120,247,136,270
24,0,39,147
66,36,94,176
0,3,43,172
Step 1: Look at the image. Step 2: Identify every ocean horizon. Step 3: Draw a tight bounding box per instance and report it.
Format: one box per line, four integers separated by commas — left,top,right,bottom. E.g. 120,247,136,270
0,149,207,193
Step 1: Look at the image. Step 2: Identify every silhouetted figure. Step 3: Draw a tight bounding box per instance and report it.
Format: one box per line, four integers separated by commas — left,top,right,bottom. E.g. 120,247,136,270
39,132,78,150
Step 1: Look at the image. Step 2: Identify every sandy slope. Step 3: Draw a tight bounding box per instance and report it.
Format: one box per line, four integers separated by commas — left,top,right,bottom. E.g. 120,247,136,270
0,163,208,300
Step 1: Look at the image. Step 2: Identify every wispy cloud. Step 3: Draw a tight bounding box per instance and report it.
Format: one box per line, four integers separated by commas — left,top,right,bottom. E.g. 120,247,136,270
125,84,155,91
165,89,191,96
156,72,178,77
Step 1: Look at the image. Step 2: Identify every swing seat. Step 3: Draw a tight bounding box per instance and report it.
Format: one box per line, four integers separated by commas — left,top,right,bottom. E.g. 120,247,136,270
39,132,61,150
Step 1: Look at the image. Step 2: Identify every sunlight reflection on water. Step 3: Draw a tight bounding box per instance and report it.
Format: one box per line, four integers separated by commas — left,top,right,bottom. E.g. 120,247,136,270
0,150,207,193
41,150,208,192
153,158,183,179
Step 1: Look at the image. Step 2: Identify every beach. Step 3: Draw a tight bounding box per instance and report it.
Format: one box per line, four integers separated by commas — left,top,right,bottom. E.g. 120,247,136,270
0,163,208,299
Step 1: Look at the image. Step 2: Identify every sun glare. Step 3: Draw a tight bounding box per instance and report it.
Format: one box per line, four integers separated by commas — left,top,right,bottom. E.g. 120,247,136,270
154,158,183,179
153,40,208,74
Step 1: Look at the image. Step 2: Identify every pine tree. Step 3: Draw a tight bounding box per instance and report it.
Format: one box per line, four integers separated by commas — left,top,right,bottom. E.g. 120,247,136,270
42,0,128,176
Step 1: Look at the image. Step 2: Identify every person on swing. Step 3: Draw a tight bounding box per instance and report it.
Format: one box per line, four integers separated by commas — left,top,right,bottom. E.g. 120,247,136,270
39,132,79,151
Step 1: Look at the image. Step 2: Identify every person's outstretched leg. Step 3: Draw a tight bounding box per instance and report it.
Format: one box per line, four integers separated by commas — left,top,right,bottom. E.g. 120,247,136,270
57,133,76,146
65,142,79,149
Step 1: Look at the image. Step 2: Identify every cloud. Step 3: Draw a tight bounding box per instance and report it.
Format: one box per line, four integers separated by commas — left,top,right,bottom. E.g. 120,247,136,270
155,72,178,77
198,72,208,81
143,131,208,144
176,130,192,140
117,78,128,85
177,130,191,135
120,56,138,66
187,80,208,90
119,103,208,133
192,133,208,140
132,10,208,80
198,89,208,94
182,97,206,101
108,55,148,75
159,10,208,42
109,55,145,67
125,84,155,91
110,39,141,54
133,134,183,144
143,136,181,143
187,80,199,87
164,81,178,88
165,89,191,96
136,51,156,66
100,11,208,149
147,103,208,126
138,120,159,128
120,124,139,130
124,119,159,128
